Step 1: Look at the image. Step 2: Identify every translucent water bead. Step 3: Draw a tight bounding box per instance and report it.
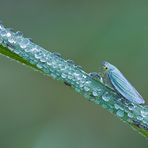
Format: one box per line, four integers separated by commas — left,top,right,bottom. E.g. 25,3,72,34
0,29,7,37
15,31,23,37
116,110,125,118
19,38,30,48
8,36,16,44
127,112,134,118
102,92,110,102
128,104,136,111
136,116,143,121
83,81,91,91
141,106,148,118
61,73,67,79
114,103,120,110
92,90,98,97
92,89,103,97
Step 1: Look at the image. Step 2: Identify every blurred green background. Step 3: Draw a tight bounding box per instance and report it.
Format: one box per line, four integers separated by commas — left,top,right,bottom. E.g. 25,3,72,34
0,0,148,148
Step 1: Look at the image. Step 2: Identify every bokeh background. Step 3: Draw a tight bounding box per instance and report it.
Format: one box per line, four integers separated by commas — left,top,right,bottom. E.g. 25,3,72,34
0,0,148,148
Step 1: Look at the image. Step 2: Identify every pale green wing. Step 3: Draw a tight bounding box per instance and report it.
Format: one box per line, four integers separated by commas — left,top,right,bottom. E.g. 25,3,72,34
108,68,145,104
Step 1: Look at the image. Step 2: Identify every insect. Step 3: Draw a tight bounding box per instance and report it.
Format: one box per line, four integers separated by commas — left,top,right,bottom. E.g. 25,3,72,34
89,61,145,104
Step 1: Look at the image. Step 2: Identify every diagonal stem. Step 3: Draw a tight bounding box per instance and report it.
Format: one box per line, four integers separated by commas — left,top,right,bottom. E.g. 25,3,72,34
0,23,148,138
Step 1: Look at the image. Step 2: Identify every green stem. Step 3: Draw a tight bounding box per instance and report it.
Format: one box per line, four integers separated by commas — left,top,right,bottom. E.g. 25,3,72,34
0,23,148,138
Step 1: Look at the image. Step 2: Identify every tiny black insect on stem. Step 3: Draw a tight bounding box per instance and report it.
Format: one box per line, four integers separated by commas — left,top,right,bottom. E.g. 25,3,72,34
64,81,71,87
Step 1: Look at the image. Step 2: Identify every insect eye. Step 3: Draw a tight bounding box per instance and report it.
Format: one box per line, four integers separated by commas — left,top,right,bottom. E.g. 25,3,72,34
103,66,108,70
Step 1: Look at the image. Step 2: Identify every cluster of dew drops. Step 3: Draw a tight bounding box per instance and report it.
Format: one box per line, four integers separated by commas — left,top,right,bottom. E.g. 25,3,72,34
0,22,148,130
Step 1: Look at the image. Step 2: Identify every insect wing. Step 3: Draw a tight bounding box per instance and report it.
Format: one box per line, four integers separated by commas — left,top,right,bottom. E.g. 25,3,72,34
108,68,145,104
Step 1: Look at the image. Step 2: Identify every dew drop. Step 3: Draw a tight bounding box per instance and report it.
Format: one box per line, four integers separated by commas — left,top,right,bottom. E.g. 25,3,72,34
24,46,31,52
92,90,98,97
1,30,7,37
96,89,103,96
73,72,80,77
143,120,147,124
8,36,15,43
19,38,30,48
15,31,23,37
127,112,134,118
128,104,135,111
47,60,52,66
13,49,20,54
85,81,91,85
141,107,148,117
141,110,148,117
61,65,67,71
30,46,39,53
81,75,85,79
79,83,84,88
36,63,43,69
40,55,47,63
102,92,110,102
61,73,67,79
114,104,120,110
84,86,90,91
116,110,124,118
137,116,143,121
67,75,72,80
6,32,11,37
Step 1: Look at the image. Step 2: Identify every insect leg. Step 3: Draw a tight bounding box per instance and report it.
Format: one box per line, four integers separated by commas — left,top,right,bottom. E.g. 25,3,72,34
89,72,103,83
